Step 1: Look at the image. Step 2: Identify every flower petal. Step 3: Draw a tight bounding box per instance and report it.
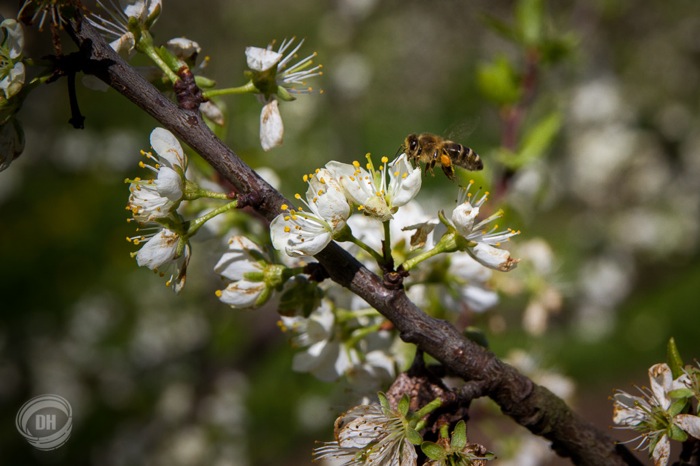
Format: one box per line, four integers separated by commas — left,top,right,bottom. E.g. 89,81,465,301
218,280,266,308
260,100,284,151
387,154,422,207
468,243,519,271
652,434,670,466
675,414,700,440
246,46,282,72
150,127,186,169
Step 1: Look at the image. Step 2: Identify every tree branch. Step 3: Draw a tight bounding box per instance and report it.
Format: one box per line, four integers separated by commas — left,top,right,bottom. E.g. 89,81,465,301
65,17,641,466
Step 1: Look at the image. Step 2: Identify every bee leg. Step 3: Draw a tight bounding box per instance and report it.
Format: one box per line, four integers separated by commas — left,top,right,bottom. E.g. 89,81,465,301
425,159,434,175
441,162,455,180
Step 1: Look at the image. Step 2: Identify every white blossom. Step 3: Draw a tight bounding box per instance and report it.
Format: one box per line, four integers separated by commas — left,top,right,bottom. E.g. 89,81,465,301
126,128,187,223
88,0,162,56
214,236,270,309
448,253,498,312
314,399,418,465
165,37,201,62
128,226,190,293
270,168,350,257
327,154,421,222
0,18,25,100
613,363,700,466
259,99,283,151
450,181,519,271
279,301,354,382
245,38,322,150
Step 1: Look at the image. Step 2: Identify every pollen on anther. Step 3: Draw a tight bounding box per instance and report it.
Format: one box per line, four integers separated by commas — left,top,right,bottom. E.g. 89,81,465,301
303,174,309,182
295,193,302,200
381,156,388,164
284,226,291,233
281,204,289,211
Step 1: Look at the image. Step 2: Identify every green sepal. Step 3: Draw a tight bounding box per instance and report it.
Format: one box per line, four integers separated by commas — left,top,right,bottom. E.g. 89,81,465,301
669,423,689,442
398,394,410,417
668,388,695,401
421,441,447,461
378,392,392,415
406,427,423,446
669,398,689,417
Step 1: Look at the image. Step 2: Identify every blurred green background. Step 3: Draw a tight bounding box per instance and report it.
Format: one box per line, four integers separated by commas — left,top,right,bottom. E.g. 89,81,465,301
1,0,700,464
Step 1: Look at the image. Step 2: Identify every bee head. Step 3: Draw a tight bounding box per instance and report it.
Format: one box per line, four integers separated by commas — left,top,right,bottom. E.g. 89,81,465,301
404,134,419,155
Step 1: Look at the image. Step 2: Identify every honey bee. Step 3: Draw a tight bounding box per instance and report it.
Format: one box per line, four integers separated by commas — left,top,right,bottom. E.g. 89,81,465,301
403,133,483,180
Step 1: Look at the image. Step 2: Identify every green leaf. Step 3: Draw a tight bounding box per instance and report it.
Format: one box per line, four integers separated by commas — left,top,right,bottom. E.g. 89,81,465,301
480,14,518,43
476,56,522,106
499,111,561,170
539,34,578,65
667,337,685,379
450,420,467,450
516,0,544,46
421,441,447,461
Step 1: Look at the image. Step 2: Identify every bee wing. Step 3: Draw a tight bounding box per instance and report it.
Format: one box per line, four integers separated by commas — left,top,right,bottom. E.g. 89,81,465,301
443,118,480,142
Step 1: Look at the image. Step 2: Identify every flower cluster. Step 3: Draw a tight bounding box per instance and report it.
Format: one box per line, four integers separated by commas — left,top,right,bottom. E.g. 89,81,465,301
270,153,422,257
613,362,700,466
278,299,396,384
126,128,191,292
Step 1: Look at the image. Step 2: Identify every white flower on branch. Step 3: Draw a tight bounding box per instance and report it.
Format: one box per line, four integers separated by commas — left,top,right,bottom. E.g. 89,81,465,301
128,225,190,293
450,181,520,271
245,37,322,150
214,236,277,309
327,153,422,222
270,168,350,257
314,395,419,466
126,128,188,223
613,363,700,466
88,0,162,56
279,301,353,382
